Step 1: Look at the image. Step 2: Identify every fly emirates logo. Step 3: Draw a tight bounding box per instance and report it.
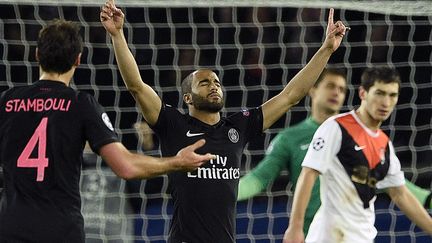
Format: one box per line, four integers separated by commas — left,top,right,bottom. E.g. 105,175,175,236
187,155,240,180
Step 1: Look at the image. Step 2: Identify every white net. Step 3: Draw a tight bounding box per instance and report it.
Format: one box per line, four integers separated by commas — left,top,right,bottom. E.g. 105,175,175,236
0,1,431,242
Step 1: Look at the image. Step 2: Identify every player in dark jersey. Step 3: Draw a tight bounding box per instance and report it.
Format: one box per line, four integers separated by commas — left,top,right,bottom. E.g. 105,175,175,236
0,19,215,243
101,2,348,242
284,67,432,243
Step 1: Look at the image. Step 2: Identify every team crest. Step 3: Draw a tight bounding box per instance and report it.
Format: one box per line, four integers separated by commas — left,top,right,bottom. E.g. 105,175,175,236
228,128,239,143
241,109,250,117
101,113,114,131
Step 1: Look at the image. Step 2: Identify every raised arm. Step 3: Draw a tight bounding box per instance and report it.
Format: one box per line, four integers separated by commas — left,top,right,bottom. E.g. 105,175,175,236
387,185,432,235
100,0,161,125
99,139,215,180
283,167,319,243
261,8,347,130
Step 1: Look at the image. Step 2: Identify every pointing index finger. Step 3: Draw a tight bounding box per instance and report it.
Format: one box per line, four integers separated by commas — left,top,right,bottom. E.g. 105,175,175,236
328,8,334,25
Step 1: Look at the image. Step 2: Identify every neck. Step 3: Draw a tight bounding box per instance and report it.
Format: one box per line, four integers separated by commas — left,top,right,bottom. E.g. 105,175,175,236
311,105,338,124
189,107,221,125
39,67,74,86
355,105,381,131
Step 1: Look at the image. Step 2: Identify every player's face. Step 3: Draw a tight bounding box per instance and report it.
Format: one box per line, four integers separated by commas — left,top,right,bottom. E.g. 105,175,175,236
190,70,224,112
311,74,347,114
360,81,399,122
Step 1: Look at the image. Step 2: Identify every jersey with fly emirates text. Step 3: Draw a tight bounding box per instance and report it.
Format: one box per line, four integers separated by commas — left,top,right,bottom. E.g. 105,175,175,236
151,103,263,243
0,80,118,243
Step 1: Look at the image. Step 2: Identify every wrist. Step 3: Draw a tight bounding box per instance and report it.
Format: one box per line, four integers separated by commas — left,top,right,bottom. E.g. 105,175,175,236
110,29,124,39
318,45,334,55
288,219,304,230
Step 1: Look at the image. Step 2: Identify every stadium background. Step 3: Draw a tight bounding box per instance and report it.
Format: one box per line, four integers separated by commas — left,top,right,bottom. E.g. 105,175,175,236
0,1,431,242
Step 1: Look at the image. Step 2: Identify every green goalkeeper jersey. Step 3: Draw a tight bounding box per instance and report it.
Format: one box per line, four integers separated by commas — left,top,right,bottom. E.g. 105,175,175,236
238,117,320,234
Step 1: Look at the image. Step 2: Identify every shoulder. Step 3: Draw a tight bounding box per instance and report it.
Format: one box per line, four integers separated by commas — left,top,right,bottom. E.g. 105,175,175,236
226,107,262,120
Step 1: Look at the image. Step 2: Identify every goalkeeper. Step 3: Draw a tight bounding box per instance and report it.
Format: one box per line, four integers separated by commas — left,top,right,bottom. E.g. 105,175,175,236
238,67,432,235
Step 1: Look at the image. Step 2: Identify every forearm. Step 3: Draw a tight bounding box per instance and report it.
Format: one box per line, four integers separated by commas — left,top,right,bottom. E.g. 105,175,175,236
283,47,333,104
405,180,432,209
110,31,144,93
262,47,333,129
238,174,265,201
289,167,319,229
110,31,161,124
388,185,432,234
127,153,180,179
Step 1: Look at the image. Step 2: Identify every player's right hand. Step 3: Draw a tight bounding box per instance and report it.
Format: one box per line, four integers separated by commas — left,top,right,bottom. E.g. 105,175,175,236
176,139,215,171
283,227,305,243
100,0,124,36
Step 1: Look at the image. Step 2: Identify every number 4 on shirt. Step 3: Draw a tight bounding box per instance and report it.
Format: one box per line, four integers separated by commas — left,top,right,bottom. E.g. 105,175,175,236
17,117,49,182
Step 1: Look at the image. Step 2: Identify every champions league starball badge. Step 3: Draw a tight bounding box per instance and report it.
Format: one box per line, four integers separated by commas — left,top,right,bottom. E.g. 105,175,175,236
312,137,325,151
228,128,239,143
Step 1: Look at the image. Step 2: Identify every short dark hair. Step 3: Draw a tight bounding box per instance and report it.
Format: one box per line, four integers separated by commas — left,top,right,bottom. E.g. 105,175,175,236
361,67,401,91
315,67,347,87
181,72,194,95
37,19,83,74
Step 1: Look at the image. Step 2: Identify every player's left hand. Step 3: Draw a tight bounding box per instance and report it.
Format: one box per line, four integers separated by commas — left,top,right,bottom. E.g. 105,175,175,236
322,8,348,52
283,226,305,243
100,0,125,37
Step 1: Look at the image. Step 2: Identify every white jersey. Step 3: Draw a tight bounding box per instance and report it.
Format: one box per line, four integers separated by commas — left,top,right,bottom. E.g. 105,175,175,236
302,110,405,243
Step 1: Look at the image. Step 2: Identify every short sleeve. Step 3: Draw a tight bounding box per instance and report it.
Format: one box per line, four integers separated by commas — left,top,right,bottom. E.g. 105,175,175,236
149,103,175,139
224,107,263,145
376,141,405,189
79,93,118,154
302,118,342,174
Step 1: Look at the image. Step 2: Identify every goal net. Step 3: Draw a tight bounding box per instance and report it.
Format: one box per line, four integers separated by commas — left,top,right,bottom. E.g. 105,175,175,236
0,1,431,242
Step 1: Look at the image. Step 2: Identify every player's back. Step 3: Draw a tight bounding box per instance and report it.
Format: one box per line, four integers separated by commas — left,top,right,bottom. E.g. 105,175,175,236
0,80,88,242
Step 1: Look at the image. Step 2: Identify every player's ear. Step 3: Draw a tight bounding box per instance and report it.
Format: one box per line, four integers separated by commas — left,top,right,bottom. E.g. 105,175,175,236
183,93,192,105
74,53,82,66
359,86,366,100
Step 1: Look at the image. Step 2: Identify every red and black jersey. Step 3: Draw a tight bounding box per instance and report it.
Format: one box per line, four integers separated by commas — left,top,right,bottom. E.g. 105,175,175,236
336,114,390,208
0,80,118,242
151,104,263,243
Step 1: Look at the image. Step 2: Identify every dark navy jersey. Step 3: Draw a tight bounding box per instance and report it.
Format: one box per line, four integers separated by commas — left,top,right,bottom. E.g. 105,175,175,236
151,104,263,243
0,80,118,242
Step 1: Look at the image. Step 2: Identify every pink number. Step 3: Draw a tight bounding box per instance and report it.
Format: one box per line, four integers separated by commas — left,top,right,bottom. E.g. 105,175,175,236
17,117,49,182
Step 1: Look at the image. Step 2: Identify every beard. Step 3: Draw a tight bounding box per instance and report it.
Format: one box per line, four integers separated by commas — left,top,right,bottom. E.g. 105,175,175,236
191,92,224,112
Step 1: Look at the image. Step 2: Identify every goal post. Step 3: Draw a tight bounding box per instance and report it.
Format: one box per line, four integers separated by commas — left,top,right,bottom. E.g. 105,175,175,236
0,1,431,242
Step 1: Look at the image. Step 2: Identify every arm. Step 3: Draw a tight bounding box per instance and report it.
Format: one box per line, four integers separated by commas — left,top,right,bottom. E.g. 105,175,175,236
99,139,214,180
405,180,432,209
238,134,289,200
387,185,432,235
100,0,161,125
283,167,319,243
238,173,265,201
261,8,347,130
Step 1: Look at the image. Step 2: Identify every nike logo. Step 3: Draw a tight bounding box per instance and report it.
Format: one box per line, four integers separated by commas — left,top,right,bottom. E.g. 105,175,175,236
186,130,205,137
354,145,366,151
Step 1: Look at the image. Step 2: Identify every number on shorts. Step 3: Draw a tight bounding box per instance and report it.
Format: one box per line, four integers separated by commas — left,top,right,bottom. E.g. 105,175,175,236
17,117,49,182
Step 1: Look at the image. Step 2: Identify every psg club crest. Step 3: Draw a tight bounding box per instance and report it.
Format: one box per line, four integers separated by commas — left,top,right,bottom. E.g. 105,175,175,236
228,128,239,143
